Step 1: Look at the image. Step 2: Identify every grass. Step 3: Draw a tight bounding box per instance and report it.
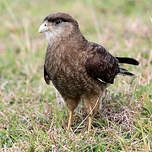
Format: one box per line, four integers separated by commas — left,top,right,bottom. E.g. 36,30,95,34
0,0,152,151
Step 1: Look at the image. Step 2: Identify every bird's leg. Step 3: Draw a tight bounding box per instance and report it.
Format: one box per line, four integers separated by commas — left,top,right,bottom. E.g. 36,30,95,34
67,110,73,131
65,97,80,132
88,103,93,132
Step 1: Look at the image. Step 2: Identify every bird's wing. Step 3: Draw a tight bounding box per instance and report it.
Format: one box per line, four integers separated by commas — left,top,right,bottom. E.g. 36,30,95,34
85,43,119,84
44,64,51,85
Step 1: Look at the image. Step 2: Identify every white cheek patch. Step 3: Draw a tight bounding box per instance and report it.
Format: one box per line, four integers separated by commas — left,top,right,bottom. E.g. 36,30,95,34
45,32,53,42
44,28,63,42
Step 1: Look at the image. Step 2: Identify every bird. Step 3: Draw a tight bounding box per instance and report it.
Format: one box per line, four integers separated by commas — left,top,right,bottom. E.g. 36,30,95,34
39,12,139,132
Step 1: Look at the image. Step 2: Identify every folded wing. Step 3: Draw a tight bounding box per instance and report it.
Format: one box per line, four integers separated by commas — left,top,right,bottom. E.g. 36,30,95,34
85,43,119,84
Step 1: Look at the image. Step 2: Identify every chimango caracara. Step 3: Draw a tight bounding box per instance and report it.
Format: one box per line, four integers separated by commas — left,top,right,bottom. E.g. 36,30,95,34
39,12,139,132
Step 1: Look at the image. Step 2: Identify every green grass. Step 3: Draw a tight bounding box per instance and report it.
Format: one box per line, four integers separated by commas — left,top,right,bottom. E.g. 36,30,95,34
0,0,152,151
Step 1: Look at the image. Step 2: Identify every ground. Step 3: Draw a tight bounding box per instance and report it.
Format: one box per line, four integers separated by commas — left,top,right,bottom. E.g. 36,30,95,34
0,0,152,151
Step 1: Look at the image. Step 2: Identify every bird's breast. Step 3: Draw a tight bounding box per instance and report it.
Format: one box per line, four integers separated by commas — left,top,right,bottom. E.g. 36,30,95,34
45,49,96,97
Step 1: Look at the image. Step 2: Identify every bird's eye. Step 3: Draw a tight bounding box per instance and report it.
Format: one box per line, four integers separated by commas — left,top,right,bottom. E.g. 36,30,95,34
55,19,62,25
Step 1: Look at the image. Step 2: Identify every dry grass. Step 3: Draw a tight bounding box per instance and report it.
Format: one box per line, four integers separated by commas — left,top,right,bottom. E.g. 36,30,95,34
0,0,152,151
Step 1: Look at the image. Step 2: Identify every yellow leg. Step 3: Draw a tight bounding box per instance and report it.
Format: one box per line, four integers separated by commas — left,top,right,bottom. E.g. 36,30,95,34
67,110,73,131
88,104,93,132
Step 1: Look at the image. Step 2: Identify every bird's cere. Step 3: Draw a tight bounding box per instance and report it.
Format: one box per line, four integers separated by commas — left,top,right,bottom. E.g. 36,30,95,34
38,22,48,33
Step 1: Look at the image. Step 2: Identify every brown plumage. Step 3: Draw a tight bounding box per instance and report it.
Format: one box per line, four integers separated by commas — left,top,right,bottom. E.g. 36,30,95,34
39,12,139,132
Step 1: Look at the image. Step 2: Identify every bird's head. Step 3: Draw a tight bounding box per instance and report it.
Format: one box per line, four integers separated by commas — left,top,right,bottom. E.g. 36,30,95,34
38,12,79,42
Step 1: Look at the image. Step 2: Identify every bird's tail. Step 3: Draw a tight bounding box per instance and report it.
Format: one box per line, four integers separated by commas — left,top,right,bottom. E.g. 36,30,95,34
119,68,134,76
116,57,139,65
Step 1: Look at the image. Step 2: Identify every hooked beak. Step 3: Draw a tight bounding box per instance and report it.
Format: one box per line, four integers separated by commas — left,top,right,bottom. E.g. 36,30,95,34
38,22,49,33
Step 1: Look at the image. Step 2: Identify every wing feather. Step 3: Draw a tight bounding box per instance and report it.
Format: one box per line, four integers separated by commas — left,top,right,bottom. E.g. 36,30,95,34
44,64,51,85
85,43,119,84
